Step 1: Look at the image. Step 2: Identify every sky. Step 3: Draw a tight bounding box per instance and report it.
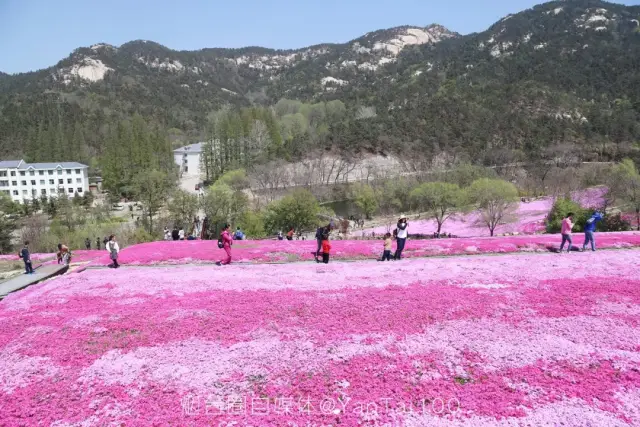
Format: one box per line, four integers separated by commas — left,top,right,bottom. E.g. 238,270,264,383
0,0,638,74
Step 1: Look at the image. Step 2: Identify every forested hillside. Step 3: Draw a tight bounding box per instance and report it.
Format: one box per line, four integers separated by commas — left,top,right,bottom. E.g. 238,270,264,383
0,0,639,170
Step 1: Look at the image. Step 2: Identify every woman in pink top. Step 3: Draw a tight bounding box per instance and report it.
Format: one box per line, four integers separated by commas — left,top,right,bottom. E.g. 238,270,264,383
216,224,233,265
559,212,574,253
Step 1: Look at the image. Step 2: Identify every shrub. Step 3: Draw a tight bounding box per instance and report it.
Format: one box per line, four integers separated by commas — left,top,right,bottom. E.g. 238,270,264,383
546,198,588,233
599,213,632,232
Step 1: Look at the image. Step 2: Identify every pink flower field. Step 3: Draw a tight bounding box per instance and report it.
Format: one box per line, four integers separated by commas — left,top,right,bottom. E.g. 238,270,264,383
86,232,640,266
359,188,607,237
1,249,639,426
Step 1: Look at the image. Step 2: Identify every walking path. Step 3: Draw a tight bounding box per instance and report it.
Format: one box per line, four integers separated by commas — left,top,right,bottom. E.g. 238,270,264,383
0,264,68,299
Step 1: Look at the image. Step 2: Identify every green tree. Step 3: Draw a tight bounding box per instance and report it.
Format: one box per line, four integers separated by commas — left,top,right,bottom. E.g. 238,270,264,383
610,159,640,230
216,169,249,191
263,189,320,234
0,194,17,253
411,182,465,233
168,190,199,230
545,198,587,233
468,178,519,236
134,170,173,234
352,184,378,219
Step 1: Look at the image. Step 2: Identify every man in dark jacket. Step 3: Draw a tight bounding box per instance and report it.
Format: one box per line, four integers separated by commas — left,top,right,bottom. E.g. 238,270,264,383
583,212,603,252
19,241,34,274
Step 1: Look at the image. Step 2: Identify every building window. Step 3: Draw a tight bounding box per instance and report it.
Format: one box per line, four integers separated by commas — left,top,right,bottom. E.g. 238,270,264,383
48,170,53,175
13,190,18,196
0,171,6,177
41,189,47,195
75,169,81,174
77,187,83,193
50,188,56,194
66,169,72,174
68,188,74,194
76,178,82,183
49,179,54,185
58,179,63,184
21,180,27,185
58,188,64,194
40,180,45,185
10,171,15,176
57,170,62,175
0,180,8,187
22,190,28,195
39,171,44,176
11,181,17,186
67,178,72,184
29,170,35,176
31,189,37,197
19,171,25,176
31,180,36,185
1,190,9,195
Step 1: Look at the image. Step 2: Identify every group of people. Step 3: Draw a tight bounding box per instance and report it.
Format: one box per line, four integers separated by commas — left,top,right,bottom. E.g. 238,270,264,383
559,211,604,252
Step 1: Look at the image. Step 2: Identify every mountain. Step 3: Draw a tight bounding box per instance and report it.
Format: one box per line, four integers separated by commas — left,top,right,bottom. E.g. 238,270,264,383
1,0,639,166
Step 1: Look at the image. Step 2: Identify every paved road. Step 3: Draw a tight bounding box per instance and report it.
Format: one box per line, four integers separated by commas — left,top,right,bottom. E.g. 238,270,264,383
0,264,68,299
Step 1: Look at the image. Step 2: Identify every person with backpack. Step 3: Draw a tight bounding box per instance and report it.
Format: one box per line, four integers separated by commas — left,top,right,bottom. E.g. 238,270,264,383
84,238,91,250
234,227,245,240
583,212,603,252
106,235,120,268
394,215,409,260
216,224,233,266
559,212,574,253
19,241,34,274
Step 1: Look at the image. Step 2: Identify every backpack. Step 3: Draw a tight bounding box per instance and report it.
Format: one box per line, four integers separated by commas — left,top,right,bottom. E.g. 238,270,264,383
217,237,224,249
315,227,324,239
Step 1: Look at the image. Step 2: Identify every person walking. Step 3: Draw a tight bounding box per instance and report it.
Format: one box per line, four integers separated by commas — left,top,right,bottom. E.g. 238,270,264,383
178,227,185,241
216,224,233,266
107,235,120,268
394,215,409,260
96,237,101,250
321,234,331,264
315,224,330,261
286,227,295,241
559,212,574,253
172,227,179,241
583,212,603,252
19,241,34,274
380,232,393,261
85,238,91,250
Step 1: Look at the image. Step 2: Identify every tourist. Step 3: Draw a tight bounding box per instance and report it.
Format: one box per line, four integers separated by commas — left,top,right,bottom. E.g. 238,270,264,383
380,232,392,261
164,227,171,241
103,236,109,247
216,224,233,266
96,237,101,250
321,233,331,264
394,215,409,260
85,238,91,250
57,243,71,265
315,224,330,260
277,231,284,241
583,212,603,252
172,227,179,241
107,235,120,268
19,241,34,274
286,227,294,241
234,227,245,240
178,227,185,241
559,212,574,253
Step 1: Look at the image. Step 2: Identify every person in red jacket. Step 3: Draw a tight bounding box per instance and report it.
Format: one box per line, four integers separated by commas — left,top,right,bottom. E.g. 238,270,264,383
217,224,233,266
321,234,331,264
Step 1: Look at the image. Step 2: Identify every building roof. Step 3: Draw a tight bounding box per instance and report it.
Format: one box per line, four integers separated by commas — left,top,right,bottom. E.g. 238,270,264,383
173,142,203,154
0,160,23,168
0,160,88,170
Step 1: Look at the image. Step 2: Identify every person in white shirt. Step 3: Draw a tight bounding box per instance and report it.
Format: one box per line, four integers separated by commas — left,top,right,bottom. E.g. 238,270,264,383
164,227,171,241
178,227,185,240
106,235,120,268
394,215,409,260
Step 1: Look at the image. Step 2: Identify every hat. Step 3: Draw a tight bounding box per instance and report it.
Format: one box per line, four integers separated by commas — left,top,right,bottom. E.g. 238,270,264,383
399,214,407,220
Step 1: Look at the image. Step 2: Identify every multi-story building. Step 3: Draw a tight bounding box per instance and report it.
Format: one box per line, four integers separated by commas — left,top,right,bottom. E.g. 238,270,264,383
0,160,90,203
173,143,202,177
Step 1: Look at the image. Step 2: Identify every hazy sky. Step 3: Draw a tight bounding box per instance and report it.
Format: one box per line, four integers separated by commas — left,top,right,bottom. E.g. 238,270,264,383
1,0,638,73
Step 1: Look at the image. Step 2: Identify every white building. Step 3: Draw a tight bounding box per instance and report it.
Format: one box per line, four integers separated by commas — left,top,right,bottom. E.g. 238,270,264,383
0,160,90,203
173,143,202,178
